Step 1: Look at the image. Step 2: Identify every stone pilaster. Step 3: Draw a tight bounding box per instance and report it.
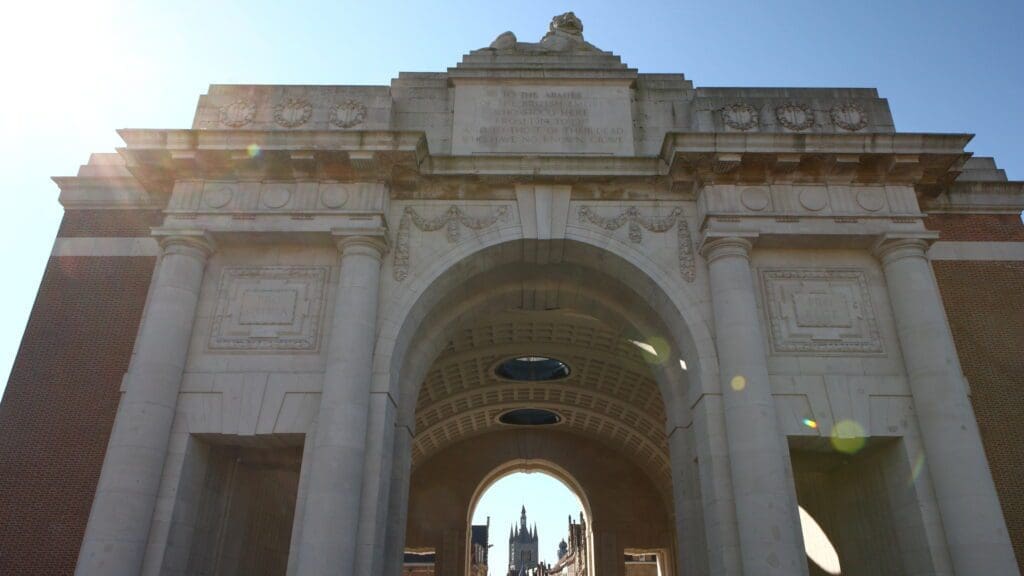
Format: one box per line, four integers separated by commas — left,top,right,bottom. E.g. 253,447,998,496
874,237,1017,574
700,236,807,576
382,429,413,576
75,231,214,576
295,231,388,576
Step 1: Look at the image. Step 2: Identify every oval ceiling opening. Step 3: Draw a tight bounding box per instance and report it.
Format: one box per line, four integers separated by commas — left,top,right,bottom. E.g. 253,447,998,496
495,356,571,381
499,408,562,426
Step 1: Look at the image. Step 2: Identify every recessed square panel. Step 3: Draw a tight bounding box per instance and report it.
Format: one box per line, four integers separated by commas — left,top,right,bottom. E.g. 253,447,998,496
238,289,298,326
760,268,884,355
209,267,328,351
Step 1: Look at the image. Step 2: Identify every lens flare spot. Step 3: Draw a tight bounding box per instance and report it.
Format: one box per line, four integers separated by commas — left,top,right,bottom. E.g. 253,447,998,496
629,337,670,364
909,452,926,485
629,339,657,356
246,143,261,158
830,419,866,454
802,418,819,429
730,375,746,391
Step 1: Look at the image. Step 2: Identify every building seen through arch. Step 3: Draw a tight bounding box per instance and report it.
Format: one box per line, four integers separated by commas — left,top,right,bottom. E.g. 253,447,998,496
547,513,590,576
2,10,1024,576
509,506,539,575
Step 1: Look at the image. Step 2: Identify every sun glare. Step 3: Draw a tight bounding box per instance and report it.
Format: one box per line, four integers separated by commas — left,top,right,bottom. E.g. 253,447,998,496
799,506,841,575
2,1,127,140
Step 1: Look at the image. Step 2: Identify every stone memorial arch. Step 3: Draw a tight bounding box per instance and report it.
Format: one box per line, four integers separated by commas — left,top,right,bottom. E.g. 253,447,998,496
2,11,1023,576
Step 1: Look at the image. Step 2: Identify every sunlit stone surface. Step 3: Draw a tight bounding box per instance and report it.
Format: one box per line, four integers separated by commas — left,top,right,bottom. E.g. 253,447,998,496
6,10,1021,576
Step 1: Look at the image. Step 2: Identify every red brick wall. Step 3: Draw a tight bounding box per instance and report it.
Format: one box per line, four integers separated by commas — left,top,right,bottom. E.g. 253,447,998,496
931,209,1024,569
57,209,162,238
0,210,156,575
925,213,1024,241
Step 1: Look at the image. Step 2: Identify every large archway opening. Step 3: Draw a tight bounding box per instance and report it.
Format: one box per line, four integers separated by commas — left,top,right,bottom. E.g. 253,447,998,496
469,466,590,575
381,238,712,576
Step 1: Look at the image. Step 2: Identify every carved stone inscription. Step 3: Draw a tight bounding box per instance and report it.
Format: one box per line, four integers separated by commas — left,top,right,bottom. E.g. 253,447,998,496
210,267,328,351
452,83,635,155
760,268,883,355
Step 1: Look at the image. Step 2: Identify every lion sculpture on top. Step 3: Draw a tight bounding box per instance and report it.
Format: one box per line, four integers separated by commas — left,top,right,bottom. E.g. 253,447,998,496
489,11,600,52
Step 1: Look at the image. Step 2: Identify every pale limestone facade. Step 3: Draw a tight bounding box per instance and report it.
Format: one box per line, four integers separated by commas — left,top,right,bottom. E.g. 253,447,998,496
63,13,1024,576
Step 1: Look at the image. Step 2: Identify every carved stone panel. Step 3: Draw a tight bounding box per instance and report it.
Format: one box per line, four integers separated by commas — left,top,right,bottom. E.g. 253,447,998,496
209,266,328,351
760,268,884,355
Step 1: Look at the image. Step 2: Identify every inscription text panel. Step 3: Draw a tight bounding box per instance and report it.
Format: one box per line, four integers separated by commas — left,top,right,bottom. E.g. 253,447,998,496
452,83,635,156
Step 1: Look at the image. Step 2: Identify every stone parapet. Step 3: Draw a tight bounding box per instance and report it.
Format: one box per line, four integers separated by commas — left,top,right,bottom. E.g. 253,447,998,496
692,87,895,135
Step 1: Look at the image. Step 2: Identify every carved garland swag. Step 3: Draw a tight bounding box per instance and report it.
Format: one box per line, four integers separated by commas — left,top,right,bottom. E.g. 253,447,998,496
393,205,511,281
391,204,696,283
577,205,696,282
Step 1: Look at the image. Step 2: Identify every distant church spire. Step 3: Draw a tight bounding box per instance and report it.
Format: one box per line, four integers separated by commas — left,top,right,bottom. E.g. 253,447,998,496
509,505,539,573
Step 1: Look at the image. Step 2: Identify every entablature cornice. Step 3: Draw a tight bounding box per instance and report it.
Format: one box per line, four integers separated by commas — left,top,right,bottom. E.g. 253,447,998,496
154,212,389,249
921,180,1024,214
113,128,975,203
695,179,940,249
158,179,391,241
422,155,664,179
53,175,163,210
699,228,940,253
662,132,973,197
117,129,429,197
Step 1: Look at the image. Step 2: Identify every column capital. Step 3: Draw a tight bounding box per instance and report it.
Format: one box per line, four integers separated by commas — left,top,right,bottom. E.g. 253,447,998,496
332,229,389,260
152,229,216,260
872,233,936,266
699,234,756,264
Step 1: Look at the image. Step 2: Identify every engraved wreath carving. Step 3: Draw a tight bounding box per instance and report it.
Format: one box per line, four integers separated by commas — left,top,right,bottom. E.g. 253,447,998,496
775,102,814,131
722,102,759,131
830,103,868,131
393,205,511,281
273,98,313,128
577,205,696,282
330,100,367,128
220,99,256,128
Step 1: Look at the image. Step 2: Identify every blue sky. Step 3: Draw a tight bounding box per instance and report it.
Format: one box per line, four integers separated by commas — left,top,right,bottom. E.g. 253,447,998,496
0,1,1021,570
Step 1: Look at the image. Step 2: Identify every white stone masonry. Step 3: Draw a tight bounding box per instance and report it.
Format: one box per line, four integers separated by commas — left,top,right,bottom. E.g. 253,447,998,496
75,232,214,576
875,237,1017,574
294,233,387,576
701,236,807,576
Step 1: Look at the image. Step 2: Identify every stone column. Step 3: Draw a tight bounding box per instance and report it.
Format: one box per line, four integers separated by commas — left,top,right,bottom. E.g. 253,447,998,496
295,233,387,576
874,237,1016,574
76,232,214,576
700,236,806,576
